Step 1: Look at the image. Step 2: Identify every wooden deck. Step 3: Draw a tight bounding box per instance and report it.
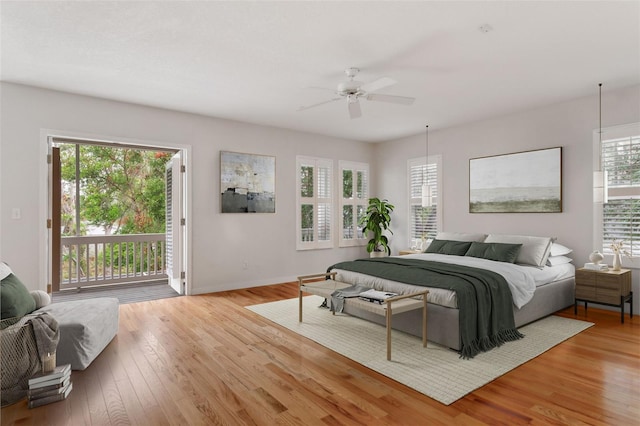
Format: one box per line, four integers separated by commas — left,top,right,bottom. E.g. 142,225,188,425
52,280,179,305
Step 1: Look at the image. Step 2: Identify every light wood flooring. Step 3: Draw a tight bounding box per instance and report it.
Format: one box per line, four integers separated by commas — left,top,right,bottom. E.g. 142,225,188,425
2,282,638,425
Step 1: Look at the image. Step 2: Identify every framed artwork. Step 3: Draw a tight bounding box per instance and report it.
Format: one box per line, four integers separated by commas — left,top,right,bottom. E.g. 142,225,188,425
469,147,562,213
220,151,275,213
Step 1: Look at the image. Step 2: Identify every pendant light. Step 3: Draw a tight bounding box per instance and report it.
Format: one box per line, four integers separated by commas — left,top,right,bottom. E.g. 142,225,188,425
421,125,432,207
594,83,608,204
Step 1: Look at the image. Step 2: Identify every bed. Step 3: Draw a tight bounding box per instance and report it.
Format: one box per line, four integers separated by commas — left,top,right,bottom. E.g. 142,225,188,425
328,233,576,358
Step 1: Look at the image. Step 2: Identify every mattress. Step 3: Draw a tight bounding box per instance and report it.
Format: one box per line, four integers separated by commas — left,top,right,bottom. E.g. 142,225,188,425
333,253,575,309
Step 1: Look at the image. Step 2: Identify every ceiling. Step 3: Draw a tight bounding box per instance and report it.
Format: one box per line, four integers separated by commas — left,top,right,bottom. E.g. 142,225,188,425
1,1,639,143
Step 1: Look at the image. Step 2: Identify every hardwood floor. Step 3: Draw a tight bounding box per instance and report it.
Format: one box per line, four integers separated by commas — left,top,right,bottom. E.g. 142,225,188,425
2,282,638,425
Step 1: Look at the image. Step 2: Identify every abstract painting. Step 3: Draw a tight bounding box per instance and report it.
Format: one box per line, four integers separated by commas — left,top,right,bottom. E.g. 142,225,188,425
221,151,275,213
469,147,562,213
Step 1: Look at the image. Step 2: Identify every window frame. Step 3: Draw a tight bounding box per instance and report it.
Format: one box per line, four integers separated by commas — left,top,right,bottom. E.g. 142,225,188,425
407,155,442,248
338,160,369,247
593,122,640,268
296,156,334,250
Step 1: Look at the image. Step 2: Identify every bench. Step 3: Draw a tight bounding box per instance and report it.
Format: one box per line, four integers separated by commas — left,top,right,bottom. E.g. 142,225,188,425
298,272,428,360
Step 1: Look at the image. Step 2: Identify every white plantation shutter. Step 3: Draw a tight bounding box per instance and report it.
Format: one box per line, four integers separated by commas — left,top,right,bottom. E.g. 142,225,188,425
601,130,640,257
339,161,369,247
408,156,441,246
297,156,333,250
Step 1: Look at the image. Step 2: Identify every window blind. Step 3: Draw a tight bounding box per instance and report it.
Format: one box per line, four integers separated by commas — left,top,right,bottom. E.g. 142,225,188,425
338,161,369,247
602,134,640,256
408,160,438,241
296,156,333,249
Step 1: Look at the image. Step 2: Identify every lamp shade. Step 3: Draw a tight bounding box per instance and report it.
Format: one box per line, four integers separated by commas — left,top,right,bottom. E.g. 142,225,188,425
421,184,432,207
593,170,608,204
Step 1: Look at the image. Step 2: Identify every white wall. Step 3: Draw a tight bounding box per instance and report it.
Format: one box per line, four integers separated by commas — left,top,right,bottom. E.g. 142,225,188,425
0,83,373,294
3,81,639,314
374,84,640,314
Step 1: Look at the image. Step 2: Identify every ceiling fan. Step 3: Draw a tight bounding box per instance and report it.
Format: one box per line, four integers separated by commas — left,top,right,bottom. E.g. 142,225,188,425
298,67,415,119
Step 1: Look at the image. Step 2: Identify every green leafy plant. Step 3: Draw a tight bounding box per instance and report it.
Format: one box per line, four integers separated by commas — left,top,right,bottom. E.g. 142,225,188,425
359,198,395,255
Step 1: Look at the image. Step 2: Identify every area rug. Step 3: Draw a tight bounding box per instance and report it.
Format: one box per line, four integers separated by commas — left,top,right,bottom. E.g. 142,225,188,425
247,295,593,405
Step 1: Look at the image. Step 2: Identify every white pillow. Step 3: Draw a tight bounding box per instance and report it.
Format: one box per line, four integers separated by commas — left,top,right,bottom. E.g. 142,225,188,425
436,232,487,242
30,290,51,309
546,255,573,267
0,262,12,281
484,234,554,267
550,243,573,257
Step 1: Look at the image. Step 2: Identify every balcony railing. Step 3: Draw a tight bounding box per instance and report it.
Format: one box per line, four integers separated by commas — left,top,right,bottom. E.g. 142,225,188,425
60,233,167,290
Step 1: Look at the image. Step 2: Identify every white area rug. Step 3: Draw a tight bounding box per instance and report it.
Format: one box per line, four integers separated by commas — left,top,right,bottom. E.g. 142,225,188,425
247,295,593,405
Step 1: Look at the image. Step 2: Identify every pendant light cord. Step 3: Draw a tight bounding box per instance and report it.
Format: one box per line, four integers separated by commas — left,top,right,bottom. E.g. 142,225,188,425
599,83,602,170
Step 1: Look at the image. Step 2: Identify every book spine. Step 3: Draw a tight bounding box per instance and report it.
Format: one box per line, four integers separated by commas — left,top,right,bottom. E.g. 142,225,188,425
358,297,384,304
28,372,70,389
27,383,72,409
28,364,71,386
28,378,70,396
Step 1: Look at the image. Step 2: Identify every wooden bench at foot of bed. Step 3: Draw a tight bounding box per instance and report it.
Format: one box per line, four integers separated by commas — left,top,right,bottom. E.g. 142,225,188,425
297,272,428,361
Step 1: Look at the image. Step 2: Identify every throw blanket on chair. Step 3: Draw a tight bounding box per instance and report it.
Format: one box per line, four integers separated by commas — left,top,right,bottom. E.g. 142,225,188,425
329,257,524,359
0,312,59,406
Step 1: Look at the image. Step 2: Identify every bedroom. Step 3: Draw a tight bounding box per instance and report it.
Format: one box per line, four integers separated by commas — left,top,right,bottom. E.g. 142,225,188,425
1,1,639,424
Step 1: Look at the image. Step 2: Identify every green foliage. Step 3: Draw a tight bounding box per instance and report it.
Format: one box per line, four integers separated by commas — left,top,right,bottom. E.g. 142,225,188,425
358,198,395,255
60,145,171,235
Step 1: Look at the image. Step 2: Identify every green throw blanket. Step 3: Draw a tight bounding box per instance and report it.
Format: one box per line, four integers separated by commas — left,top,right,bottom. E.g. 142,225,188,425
329,257,524,359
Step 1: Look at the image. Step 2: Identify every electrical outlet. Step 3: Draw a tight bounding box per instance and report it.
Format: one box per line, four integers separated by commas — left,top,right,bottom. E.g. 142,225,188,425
242,260,249,270
11,208,21,219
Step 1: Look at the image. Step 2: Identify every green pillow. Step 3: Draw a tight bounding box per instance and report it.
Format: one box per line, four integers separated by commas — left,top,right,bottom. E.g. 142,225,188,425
465,242,523,263
425,239,473,256
1,273,37,319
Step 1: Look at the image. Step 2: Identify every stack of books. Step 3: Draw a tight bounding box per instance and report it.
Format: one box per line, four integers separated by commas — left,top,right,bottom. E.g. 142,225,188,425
584,262,609,271
358,289,398,304
27,364,72,408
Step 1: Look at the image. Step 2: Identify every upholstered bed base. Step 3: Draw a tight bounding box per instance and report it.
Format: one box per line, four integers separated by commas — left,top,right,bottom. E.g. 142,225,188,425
342,277,575,351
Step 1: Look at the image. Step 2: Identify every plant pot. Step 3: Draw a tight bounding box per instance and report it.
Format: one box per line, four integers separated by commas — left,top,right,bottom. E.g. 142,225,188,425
370,251,388,258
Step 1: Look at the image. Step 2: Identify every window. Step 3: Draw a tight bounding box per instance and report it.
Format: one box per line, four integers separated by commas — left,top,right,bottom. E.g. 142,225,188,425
597,123,640,262
408,156,442,247
296,156,333,250
339,161,369,247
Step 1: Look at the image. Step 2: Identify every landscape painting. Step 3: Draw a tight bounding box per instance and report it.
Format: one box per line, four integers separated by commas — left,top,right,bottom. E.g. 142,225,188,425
469,147,562,213
221,151,275,213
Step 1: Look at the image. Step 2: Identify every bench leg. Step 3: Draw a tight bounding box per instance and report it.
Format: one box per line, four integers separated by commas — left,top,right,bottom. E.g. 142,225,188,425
298,284,303,322
386,306,392,361
423,297,427,348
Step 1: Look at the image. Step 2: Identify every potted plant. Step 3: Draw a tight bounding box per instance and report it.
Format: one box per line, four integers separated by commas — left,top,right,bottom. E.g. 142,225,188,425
359,198,395,257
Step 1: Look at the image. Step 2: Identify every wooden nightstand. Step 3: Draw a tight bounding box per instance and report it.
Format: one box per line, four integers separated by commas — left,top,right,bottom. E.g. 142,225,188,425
399,249,423,255
574,268,633,323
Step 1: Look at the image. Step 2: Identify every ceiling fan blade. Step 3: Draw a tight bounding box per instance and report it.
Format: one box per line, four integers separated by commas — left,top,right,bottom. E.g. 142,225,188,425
360,76,397,94
348,99,362,119
366,93,415,105
297,97,341,111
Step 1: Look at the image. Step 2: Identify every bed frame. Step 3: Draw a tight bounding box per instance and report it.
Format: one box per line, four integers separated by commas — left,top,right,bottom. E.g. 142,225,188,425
341,277,575,350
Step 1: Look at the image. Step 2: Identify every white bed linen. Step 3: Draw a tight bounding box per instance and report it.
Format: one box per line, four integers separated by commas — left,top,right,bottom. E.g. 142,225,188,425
333,253,574,309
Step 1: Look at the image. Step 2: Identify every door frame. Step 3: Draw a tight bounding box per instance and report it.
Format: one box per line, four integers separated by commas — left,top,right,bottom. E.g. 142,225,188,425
40,129,193,295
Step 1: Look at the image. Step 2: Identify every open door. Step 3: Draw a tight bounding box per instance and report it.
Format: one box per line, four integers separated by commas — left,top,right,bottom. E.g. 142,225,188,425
50,146,61,293
165,153,184,294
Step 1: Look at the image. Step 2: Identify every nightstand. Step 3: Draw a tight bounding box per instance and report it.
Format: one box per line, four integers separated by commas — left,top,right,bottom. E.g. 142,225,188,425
399,249,423,255
574,268,633,323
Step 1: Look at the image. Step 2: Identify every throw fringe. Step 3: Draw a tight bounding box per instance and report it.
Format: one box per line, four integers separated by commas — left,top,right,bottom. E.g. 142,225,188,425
459,328,525,359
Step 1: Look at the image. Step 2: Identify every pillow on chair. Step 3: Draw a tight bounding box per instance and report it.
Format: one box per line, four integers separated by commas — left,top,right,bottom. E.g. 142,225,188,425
1,272,37,320
30,290,52,309
0,262,12,280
